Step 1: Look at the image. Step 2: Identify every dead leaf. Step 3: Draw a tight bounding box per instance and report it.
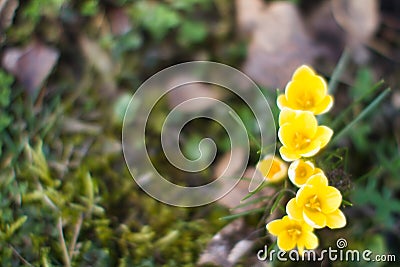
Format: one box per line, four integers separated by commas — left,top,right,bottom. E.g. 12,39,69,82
0,0,18,32
107,7,132,36
217,167,275,213
2,41,59,95
167,76,225,113
213,147,247,179
235,0,265,34
79,35,117,95
197,218,254,267
61,117,102,135
332,0,379,43
242,2,317,89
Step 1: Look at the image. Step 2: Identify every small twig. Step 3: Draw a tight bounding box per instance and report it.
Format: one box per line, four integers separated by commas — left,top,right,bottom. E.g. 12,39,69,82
68,213,83,258
57,217,71,267
9,244,34,267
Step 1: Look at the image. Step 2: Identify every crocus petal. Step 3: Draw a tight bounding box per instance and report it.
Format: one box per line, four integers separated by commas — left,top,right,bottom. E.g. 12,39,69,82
319,186,342,214
277,95,290,111
315,126,333,149
303,208,326,229
314,95,334,115
279,108,297,126
326,209,346,229
298,140,321,158
278,124,296,148
279,146,300,162
295,111,317,137
286,198,303,221
277,232,296,251
305,173,328,187
302,232,319,250
297,243,305,255
296,185,317,207
266,219,286,235
292,65,315,82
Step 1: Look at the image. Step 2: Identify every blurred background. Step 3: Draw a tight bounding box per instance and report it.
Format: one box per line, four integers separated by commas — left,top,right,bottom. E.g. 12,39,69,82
0,0,399,266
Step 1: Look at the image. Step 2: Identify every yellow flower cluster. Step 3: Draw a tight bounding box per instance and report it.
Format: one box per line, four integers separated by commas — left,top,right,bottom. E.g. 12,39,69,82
265,65,346,254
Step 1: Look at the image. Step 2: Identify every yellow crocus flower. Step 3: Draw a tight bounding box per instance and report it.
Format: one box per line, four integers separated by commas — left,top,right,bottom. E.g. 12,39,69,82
277,65,333,115
278,108,333,162
266,215,318,255
256,154,287,183
286,173,346,229
288,159,323,187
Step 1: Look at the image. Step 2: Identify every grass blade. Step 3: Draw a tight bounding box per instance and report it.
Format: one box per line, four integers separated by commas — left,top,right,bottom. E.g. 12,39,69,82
219,207,266,221
331,88,391,144
328,48,350,95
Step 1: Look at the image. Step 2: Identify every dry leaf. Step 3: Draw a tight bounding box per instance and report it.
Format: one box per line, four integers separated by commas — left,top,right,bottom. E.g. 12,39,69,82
235,0,265,34
61,117,102,135
107,7,132,36
332,0,379,43
167,76,225,113
79,35,117,95
217,167,275,213
242,2,317,89
213,147,247,179
2,41,59,95
0,0,18,32
197,218,254,267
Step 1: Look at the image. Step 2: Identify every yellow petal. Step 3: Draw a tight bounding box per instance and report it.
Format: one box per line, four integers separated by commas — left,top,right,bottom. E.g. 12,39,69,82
288,160,315,187
277,232,296,251
286,198,303,221
296,185,317,207
301,219,314,232
315,126,333,149
279,146,300,162
278,124,296,148
298,140,321,158
319,186,342,214
277,95,290,111
302,232,319,250
314,95,334,115
297,243,305,255
305,173,328,187
303,208,326,229
326,209,346,229
279,108,297,126
292,65,315,81
313,168,323,175
266,219,286,235
294,111,317,137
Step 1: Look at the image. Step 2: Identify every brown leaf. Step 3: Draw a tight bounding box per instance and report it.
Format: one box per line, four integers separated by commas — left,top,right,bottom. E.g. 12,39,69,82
0,0,18,32
107,7,132,36
217,167,276,213
235,0,265,34
2,41,59,95
332,0,379,43
242,2,317,89
197,218,254,267
167,76,225,113
213,147,247,179
79,35,117,95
